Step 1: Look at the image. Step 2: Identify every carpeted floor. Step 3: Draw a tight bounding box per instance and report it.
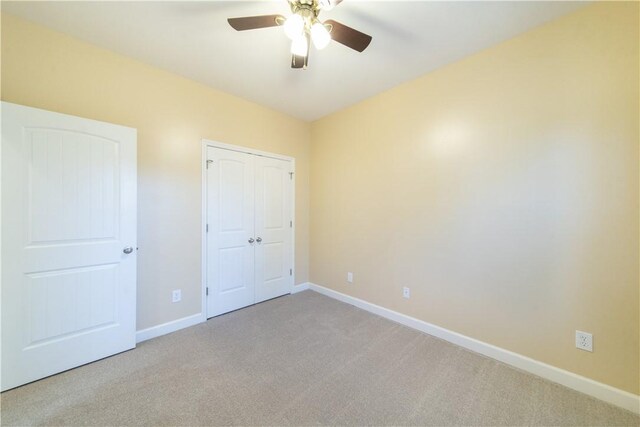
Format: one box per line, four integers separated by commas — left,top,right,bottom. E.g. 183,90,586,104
1,290,638,426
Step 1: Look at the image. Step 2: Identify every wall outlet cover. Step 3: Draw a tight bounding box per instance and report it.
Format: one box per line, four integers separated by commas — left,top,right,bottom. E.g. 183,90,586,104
172,289,182,303
347,272,353,283
403,287,410,299
576,330,593,352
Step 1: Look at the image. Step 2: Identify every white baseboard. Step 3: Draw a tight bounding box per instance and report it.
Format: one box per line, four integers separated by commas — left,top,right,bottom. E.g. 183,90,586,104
137,282,312,344
291,282,310,294
136,313,204,343
308,283,640,415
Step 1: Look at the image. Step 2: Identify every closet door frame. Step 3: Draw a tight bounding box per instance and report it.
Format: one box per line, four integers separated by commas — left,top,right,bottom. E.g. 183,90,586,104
200,139,295,319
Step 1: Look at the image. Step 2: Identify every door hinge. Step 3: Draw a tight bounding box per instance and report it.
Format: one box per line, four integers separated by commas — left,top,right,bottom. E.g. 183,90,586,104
290,268,292,276
290,220,292,228
206,160,213,169
289,172,294,180
206,224,209,232
206,287,209,296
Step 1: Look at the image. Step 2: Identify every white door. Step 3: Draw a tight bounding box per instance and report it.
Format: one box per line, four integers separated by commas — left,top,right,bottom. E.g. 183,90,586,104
254,156,293,303
205,144,294,318
1,102,137,391
206,147,256,317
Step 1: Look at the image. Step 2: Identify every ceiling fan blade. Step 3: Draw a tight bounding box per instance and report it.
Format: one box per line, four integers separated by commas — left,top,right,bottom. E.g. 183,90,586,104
291,54,305,69
291,51,310,69
324,20,372,52
228,15,284,31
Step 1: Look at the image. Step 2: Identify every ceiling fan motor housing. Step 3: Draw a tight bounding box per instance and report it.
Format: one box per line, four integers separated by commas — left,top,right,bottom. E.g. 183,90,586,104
290,0,321,28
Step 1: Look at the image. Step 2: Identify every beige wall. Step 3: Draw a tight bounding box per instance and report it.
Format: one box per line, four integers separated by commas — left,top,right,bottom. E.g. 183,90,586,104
1,14,311,330
310,2,639,394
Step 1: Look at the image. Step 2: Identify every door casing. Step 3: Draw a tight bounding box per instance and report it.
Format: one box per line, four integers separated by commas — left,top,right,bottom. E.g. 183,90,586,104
201,139,295,319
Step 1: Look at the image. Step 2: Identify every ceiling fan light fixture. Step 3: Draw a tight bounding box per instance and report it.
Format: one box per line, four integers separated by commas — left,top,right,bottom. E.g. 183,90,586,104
283,14,305,40
311,22,331,50
291,35,308,57
227,0,371,69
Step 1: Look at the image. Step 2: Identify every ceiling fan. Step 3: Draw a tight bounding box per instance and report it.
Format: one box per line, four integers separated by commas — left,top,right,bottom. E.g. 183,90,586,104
227,0,372,69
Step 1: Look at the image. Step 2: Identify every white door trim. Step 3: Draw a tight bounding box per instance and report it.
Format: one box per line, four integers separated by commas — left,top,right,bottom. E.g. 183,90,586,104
201,139,295,319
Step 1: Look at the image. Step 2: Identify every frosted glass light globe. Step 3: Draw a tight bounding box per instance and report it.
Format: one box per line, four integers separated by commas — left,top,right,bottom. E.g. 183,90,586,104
291,35,308,57
283,14,304,40
311,22,331,50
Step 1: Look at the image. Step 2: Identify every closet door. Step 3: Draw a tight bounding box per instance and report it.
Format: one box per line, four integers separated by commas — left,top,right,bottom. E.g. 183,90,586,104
254,156,293,303
206,147,255,317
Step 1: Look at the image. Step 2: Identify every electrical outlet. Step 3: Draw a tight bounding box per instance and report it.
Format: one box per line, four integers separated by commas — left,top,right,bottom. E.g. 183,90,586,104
172,289,182,303
347,272,353,283
403,287,410,299
576,330,593,352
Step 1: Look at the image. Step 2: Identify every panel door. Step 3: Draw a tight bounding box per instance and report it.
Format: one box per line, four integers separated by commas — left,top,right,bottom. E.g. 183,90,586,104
1,102,137,391
254,156,293,303
206,147,255,317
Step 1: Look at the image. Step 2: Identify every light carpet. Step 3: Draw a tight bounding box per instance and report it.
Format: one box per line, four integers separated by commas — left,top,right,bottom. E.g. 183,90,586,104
1,290,638,426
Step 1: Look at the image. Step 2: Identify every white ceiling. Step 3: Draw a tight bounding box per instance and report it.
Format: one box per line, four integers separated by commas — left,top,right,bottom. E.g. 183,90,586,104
4,1,585,121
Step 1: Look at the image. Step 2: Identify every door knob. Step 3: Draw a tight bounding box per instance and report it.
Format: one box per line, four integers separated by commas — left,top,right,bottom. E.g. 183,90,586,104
123,247,134,254
248,238,255,244
256,237,262,243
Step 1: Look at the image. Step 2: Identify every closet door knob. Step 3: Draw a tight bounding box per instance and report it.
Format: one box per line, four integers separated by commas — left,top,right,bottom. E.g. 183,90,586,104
248,238,255,244
123,247,134,254
256,237,262,243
